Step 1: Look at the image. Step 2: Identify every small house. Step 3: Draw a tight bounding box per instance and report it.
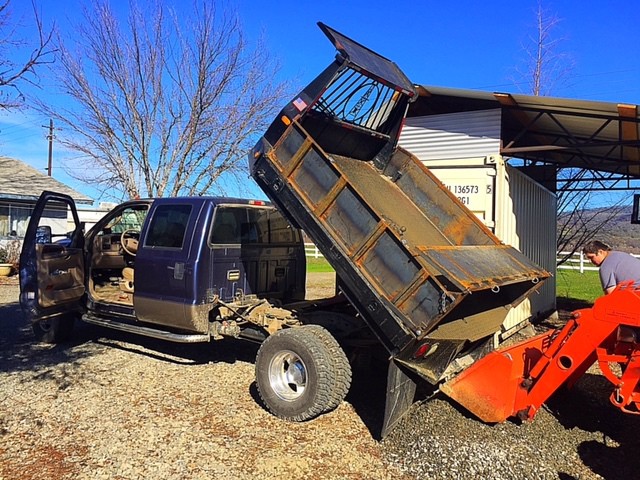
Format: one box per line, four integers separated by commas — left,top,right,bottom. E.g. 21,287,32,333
0,156,93,238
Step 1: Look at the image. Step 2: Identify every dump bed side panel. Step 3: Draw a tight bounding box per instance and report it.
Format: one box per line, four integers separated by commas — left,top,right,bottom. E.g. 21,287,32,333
253,122,548,356
253,133,414,352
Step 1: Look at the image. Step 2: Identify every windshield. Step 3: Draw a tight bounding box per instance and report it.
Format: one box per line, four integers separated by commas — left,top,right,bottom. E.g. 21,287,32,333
100,205,149,234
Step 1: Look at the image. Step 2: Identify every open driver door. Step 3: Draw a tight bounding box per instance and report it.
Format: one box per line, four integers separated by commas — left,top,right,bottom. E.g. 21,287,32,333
19,191,85,342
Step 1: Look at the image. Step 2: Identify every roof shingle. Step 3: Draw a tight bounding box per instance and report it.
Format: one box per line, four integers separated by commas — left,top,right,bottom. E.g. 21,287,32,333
0,156,93,204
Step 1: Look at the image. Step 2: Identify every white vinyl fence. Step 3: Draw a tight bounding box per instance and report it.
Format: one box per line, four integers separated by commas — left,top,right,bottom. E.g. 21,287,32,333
557,251,640,273
304,243,324,259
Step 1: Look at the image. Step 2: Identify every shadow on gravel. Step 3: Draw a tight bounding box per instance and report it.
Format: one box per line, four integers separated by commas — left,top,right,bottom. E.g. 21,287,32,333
545,373,640,480
0,297,260,376
0,301,99,374
93,328,260,366
346,355,388,438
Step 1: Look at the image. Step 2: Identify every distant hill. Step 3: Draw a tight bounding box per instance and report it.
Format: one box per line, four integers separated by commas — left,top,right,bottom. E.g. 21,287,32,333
603,205,640,253
565,205,640,254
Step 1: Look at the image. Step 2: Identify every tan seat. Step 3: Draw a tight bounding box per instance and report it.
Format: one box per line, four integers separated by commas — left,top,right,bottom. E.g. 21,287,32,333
120,267,134,293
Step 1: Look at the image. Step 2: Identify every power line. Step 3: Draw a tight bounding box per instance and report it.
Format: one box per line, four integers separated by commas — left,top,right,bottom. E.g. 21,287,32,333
0,118,41,135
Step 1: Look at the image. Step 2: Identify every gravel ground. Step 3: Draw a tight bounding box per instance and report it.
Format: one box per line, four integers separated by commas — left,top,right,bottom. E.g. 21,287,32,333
1,273,639,479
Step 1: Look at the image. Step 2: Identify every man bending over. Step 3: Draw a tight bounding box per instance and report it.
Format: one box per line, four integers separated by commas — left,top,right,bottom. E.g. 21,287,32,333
583,240,640,294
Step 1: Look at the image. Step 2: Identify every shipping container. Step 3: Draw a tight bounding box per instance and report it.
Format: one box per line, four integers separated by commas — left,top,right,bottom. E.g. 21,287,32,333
399,110,557,338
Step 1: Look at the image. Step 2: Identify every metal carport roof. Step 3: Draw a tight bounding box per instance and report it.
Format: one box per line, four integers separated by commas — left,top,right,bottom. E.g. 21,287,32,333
408,86,640,191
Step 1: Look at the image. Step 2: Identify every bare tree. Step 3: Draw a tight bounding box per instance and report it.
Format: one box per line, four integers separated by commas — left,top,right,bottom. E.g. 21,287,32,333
35,0,290,199
0,0,54,109
555,171,627,265
515,2,575,96
515,2,627,264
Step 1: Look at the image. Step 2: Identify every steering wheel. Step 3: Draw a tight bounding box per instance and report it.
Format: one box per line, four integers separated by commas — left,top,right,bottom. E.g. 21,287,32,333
120,229,140,256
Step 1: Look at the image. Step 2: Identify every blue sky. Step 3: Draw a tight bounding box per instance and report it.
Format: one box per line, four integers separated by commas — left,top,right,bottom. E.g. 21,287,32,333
1,0,639,204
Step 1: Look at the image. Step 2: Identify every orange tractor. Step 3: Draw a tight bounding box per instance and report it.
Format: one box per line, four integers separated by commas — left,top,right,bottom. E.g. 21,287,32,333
443,282,640,422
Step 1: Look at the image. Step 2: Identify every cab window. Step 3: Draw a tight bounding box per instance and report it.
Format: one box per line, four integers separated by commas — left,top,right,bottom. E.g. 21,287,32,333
145,204,192,248
98,205,148,235
210,206,299,245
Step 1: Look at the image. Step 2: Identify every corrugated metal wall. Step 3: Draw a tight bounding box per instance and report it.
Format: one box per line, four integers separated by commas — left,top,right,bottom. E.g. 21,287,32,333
495,161,557,330
401,109,501,164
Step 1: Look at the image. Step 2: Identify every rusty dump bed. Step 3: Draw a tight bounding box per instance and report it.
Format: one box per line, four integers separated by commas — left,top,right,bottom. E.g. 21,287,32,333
250,23,550,384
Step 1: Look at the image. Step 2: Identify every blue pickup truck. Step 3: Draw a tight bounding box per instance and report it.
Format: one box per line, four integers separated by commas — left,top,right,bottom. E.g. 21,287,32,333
20,192,355,422
20,193,311,334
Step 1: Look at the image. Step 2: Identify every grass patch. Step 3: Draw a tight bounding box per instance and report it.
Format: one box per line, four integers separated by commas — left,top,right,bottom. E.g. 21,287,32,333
556,268,602,303
306,257,335,273
307,258,604,303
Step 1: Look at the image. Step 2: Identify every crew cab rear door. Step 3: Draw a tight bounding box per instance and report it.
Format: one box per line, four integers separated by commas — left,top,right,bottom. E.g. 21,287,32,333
19,191,85,323
133,198,203,330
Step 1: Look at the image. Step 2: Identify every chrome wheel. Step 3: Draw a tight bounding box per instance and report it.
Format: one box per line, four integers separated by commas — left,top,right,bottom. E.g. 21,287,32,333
268,350,307,401
255,326,335,421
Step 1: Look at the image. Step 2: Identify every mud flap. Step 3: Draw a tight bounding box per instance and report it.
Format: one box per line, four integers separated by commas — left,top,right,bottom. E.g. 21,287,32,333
381,359,417,438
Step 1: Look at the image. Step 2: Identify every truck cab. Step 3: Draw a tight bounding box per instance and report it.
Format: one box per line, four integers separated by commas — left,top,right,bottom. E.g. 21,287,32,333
20,191,306,342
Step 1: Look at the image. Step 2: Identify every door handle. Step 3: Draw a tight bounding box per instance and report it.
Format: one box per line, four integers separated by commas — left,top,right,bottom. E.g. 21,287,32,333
168,262,185,280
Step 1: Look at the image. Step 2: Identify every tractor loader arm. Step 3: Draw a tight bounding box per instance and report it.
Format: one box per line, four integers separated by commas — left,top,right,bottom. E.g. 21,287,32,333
441,282,640,422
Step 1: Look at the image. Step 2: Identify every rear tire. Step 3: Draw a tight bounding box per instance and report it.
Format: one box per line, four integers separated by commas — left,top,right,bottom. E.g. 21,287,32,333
255,326,334,422
304,325,352,413
32,315,75,343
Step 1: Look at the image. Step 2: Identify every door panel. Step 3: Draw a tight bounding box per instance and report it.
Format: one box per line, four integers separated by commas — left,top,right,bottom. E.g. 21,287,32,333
20,191,85,322
35,244,85,308
134,201,201,330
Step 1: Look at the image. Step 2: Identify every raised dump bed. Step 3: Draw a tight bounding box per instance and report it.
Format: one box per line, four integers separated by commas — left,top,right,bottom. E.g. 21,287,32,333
250,23,550,386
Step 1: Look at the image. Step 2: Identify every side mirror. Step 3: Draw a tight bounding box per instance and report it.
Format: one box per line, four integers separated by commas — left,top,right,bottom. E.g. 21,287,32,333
633,194,640,225
632,194,640,224
35,225,52,244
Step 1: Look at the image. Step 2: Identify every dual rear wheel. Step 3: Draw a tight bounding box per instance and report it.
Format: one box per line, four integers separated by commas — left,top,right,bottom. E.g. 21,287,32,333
255,325,352,422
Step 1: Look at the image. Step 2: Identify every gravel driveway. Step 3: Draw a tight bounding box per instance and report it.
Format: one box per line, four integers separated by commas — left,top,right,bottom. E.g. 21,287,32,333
1,274,638,479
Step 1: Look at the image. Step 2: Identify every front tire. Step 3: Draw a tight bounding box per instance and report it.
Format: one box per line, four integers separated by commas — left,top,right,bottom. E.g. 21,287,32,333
32,315,75,343
255,326,335,422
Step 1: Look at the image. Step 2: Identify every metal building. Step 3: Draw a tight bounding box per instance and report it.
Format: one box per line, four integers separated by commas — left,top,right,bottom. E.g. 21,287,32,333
399,86,640,337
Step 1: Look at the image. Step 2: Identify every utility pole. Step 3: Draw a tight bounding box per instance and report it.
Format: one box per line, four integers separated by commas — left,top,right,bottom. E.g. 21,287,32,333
43,119,54,176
